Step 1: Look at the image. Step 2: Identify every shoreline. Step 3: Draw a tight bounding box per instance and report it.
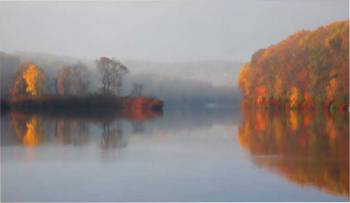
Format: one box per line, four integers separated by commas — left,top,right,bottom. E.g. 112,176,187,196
0,95,164,121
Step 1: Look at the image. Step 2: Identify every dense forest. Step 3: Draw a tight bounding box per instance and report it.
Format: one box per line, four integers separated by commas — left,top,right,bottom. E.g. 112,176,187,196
238,20,349,111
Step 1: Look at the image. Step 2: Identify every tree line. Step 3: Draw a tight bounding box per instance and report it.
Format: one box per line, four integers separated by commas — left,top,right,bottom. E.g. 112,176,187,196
8,57,138,98
238,20,349,111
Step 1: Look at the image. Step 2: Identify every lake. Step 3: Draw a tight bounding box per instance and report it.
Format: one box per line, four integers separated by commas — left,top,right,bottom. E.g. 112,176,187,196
1,106,349,201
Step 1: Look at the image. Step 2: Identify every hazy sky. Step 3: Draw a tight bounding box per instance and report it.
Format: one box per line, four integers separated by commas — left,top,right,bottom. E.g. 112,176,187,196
0,0,348,62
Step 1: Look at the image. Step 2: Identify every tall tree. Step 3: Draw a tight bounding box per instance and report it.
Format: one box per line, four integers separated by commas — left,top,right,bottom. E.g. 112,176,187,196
11,62,45,97
96,57,128,95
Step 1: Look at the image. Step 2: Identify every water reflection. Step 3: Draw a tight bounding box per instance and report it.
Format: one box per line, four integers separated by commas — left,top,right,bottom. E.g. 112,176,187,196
238,109,349,197
2,107,240,149
1,107,348,201
55,119,90,146
5,112,144,150
11,114,44,148
100,121,127,149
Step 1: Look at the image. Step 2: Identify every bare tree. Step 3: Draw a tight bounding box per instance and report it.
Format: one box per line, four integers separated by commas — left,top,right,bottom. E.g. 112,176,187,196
96,57,128,95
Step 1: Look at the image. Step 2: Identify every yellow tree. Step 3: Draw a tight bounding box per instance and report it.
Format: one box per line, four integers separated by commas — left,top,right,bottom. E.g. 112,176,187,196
11,63,45,97
22,63,45,97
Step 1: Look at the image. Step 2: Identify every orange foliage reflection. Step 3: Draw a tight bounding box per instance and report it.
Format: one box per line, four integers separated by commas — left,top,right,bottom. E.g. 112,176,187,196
11,113,43,148
238,109,349,197
8,107,161,148
22,117,41,147
122,97,162,121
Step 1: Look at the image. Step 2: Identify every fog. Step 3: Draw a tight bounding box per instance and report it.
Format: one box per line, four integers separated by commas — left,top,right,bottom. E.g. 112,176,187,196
0,51,241,106
0,0,348,62
0,0,348,99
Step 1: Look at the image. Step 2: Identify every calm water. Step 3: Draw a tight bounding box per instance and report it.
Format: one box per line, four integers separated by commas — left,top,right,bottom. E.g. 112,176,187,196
1,106,349,201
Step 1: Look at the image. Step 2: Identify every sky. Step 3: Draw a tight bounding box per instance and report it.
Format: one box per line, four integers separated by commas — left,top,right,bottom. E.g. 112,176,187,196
0,0,348,62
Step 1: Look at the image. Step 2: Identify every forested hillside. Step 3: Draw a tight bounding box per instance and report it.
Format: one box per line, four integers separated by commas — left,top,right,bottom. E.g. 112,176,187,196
238,20,349,111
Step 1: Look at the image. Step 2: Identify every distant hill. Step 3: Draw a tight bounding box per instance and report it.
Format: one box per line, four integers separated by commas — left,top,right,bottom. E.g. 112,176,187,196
123,60,243,87
238,20,349,111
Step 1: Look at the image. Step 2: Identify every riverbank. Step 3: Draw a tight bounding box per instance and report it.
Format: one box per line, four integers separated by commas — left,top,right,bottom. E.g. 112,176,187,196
0,95,163,121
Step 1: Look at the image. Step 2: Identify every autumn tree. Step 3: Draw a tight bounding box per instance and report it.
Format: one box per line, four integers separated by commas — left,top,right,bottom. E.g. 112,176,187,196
11,62,45,97
56,62,90,96
96,57,128,95
238,20,349,111
10,62,27,97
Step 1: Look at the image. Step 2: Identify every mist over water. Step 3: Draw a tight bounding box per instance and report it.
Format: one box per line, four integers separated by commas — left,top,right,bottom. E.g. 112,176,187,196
1,107,348,202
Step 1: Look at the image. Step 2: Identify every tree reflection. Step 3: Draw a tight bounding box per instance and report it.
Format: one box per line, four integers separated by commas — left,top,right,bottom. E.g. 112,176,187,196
131,121,145,134
9,112,130,154
238,109,349,197
10,113,91,147
11,114,44,148
55,119,89,146
100,121,127,149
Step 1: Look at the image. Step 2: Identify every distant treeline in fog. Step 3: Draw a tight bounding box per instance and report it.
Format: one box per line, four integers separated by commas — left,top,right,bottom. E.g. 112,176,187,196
238,20,349,111
0,51,241,106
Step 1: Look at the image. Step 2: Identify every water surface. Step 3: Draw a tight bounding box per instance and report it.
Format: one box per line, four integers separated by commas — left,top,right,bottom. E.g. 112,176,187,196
1,107,348,201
